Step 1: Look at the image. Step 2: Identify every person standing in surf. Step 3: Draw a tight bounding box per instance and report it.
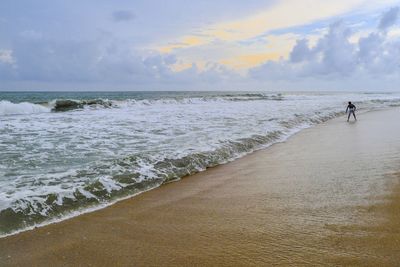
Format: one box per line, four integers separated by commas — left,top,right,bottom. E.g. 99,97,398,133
346,101,357,122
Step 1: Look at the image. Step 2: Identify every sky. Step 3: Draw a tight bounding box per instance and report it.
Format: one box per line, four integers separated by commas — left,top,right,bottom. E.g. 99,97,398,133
0,0,400,91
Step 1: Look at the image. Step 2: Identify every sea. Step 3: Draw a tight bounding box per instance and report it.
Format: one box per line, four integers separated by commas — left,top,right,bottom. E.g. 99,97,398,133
1,91,400,237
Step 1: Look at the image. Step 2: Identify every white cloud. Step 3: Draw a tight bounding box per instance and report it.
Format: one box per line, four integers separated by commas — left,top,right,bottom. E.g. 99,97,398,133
0,49,15,65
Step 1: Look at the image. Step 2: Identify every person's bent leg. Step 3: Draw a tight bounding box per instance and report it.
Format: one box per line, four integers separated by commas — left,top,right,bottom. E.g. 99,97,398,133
353,112,357,121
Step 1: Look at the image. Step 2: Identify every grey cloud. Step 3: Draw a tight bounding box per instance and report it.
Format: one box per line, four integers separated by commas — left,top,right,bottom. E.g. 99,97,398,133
378,7,399,30
112,10,135,22
0,49,16,80
250,15,400,82
358,33,400,74
314,21,355,75
0,34,237,87
10,39,99,82
0,36,149,82
289,39,313,63
288,22,355,76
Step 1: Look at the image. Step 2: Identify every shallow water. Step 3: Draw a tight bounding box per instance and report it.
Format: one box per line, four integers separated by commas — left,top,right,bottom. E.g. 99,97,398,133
1,91,400,235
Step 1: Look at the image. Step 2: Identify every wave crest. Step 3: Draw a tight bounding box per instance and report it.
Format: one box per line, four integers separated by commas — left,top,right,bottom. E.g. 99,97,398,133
1,93,285,115
52,99,114,112
0,100,51,116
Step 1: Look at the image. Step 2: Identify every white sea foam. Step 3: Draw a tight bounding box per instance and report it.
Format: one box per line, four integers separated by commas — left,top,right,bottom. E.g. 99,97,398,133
0,100,51,116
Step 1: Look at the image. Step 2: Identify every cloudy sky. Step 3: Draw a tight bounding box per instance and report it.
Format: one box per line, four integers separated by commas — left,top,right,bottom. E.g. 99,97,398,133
0,0,399,91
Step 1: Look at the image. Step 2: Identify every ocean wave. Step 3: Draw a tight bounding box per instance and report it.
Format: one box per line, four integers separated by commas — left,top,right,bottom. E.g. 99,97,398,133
46,94,400,114
0,100,51,116
51,99,114,112
0,130,286,235
51,94,283,110
1,93,284,115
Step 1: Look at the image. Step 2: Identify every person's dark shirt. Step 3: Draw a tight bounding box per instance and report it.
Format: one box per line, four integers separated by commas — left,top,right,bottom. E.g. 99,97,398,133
347,103,356,111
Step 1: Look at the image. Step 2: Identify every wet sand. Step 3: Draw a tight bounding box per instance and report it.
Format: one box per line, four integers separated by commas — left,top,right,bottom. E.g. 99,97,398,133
1,108,400,266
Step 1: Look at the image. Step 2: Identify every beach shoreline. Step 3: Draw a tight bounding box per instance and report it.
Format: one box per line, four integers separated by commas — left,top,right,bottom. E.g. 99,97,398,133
1,107,400,266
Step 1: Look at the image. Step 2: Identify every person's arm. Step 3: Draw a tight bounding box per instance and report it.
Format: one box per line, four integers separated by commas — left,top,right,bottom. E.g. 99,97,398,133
354,105,356,111
346,106,349,113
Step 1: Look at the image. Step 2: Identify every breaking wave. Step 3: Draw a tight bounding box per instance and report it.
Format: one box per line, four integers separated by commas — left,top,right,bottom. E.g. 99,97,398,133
0,100,51,116
51,99,114,112
1,93,284,115
0,131,287,235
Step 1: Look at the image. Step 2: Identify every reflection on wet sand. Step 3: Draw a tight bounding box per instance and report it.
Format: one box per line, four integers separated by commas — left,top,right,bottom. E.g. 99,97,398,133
326,171,400,266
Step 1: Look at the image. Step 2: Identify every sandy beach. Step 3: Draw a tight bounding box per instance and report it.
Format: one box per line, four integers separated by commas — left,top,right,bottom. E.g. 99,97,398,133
1,107,400,266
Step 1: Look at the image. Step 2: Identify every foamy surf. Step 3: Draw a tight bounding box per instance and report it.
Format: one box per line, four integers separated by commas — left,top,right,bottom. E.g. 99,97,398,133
0,100,51,116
